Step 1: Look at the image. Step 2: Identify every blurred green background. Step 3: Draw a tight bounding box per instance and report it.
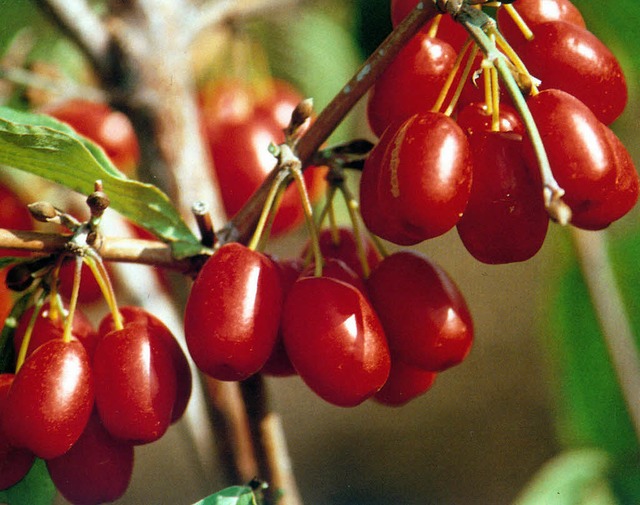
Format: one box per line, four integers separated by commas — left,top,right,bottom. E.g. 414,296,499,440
1,1,640,504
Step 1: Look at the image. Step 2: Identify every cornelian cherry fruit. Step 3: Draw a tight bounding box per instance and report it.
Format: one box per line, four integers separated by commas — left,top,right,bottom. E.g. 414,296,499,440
46,410,134,505
98,306,192,424
2,340,94,459
457,131,549,264
373,360,437,407
367,251,473,372
360,112,472,245
0,374,35,491
93,323,177,444
366,33,456,137
184,243,283,381
282,276,390,407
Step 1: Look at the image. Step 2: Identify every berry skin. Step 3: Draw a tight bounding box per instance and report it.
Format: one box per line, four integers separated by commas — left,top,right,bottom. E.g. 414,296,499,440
456,131,549,264
93,323,177,444
360,113,472,245
512,21,627,124
373,360,437,407
282,276,390,407
524,89,638,229
184,243,283,381
455,102,525,136
98,306,192,424
0,374,35,491
46,411,134,505
367,251,473,372
2,340,94,459
366,34,456,137
497,0,586,44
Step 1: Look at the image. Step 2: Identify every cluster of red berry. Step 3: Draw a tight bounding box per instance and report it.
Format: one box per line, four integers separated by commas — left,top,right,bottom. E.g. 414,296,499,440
362,0,638,264
185,225,473,408
0,296,191,503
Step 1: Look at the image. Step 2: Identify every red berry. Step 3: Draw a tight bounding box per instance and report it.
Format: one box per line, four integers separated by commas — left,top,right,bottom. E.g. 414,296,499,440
512,21,627,124
14,301,97,359
282,276,390,407
373,360,437,407
42,99,140,175
367,251,473,372
98,306,192,424
497,0,586,43
202,79,325,235
366,34,457,137
301,227,380,279
457,131,549,263
360,113,472,245
261,258,303,377
2,340,94,459
524,89,637,229
0,374,35,490
301,258,368,296
455,102,524,136
93,323,177,444
46,411,134,505
184,243,283,381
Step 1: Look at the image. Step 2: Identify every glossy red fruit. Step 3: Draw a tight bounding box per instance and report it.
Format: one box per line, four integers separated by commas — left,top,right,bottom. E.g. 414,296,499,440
185,243,283,381
360,113,472,245
202,80,325,235
301,227,380,279
57,259,113,305
455,102,525,136
457,132,549,263
13,301,97,359
46,411,134,505
2,340,94,459
497,0,586,43
301,258,368,296
0,271,14,326
282,276,390,407
42,99,140,175
512,21,627,124
261,258,303,377
569,125,639,230
367,34,457,137
93,323,177,444
0,374,35,490
367,251,473,372
373,360,437,407
524,89,637,229
98,306,192,423
0,183,34,264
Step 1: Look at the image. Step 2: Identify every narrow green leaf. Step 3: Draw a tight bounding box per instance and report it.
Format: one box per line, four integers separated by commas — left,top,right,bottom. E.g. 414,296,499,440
191,486,256,505
0,459,56,505
0,106,205,259
512,449,613,505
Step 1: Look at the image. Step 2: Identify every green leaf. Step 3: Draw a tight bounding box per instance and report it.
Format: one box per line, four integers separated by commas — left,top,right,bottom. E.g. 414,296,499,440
0,459,56,505
546,244,639,458
0,106,205,259
191,486,256,505
512,449,614,505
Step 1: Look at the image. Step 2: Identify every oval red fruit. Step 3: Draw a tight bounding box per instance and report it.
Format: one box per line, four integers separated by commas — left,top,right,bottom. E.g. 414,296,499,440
282,276,390,407
367,251,473,372
184,243,282,381
373,360,437,407
2,340,94,459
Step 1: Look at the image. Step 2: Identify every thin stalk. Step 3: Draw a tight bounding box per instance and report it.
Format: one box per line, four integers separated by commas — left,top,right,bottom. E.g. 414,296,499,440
61,256,82,343
84,251,123,330
571,228,640,445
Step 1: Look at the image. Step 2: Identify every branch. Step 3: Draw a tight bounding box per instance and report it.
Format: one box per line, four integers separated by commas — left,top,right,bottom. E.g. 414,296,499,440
218,0,441,245
33,0,111,76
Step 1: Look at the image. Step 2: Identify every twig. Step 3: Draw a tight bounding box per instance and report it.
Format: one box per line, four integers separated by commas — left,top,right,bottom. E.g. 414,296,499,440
571,228,640,445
